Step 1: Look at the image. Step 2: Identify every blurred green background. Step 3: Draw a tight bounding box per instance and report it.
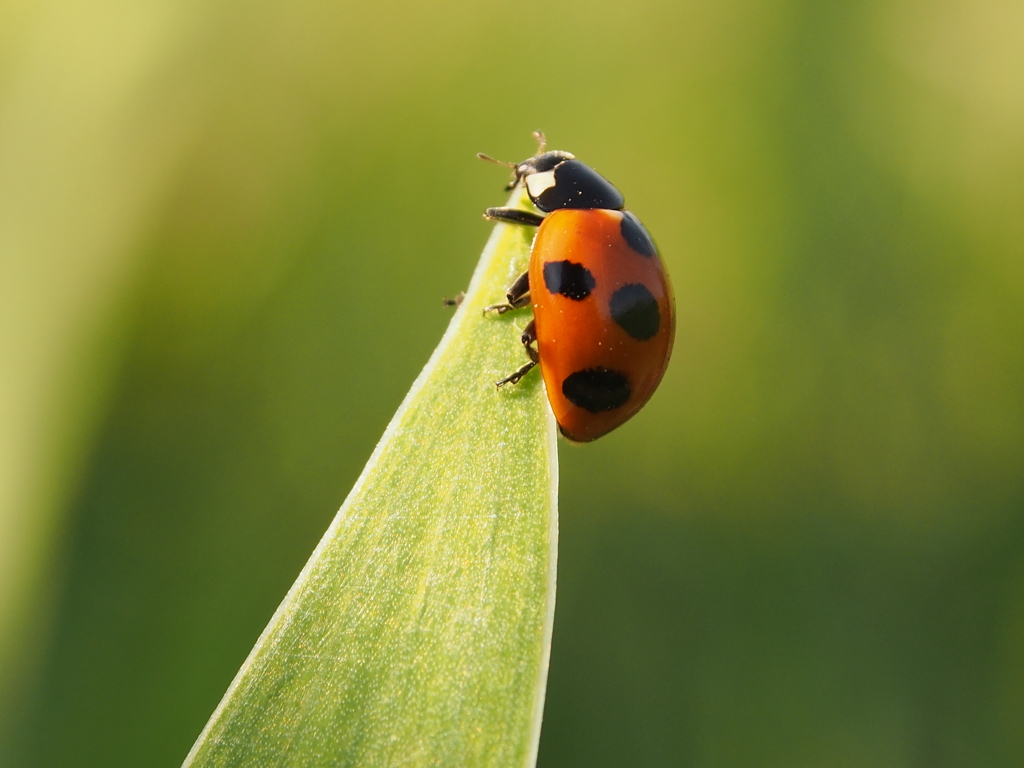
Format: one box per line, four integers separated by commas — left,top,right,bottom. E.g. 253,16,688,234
2,0,1023,765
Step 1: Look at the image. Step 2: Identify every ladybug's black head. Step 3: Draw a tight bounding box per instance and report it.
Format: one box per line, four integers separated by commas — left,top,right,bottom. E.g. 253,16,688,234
513,150,575,179
513,151,625,213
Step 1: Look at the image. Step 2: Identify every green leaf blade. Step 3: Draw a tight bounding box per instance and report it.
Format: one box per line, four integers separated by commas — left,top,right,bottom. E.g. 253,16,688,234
184,187,558,768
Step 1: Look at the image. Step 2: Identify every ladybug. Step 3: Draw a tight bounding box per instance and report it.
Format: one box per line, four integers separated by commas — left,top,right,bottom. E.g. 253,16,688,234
481,132,675,442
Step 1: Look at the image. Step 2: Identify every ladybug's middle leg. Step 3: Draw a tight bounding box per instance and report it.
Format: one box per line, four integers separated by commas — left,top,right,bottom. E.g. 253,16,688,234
484,270,530,315
496,320,538,388
482,208,540,314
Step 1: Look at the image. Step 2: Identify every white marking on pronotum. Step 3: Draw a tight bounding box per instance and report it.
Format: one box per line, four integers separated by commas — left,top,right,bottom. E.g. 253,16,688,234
525,170,557,200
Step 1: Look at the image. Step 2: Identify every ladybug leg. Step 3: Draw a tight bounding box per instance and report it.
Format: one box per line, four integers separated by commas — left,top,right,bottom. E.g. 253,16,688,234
442,291,465,308
484,208,545,227
483,270,530,315
496,320,539,388
521,319,539,362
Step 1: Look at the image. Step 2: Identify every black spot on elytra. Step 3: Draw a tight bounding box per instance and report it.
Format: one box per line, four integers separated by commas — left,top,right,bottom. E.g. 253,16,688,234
543,260,595,300
562,368,631,412
533,159,625,212
620,211,657,257
610,283,660,340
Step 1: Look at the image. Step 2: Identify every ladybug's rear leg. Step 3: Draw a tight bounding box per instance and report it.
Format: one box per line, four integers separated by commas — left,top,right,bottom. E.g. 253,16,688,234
496,320,539,388
484,270,530,315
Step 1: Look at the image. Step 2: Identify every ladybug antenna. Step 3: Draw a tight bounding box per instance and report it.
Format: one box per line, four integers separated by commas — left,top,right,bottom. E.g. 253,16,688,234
477,151,520,190
476,152,516,168
532,130,547,154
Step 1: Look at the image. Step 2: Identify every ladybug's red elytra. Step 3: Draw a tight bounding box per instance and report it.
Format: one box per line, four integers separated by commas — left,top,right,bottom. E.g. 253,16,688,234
481,132,675,442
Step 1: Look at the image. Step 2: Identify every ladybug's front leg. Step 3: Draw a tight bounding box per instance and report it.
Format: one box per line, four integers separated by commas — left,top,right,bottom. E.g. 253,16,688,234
496,320,538,388
483,270,530,315
484,208,545,227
